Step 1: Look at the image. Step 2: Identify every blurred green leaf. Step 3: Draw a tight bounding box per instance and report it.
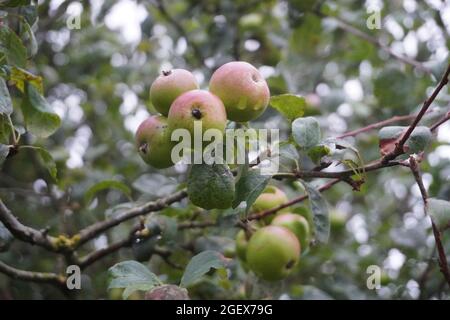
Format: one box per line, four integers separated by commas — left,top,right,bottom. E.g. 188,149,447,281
21,20,38,57
0,77,12,115
21,82,61,137
300,180,330,244
180,250,228,288
34,147,57,181
232,168,271,213
0,0,31,7
0,221,13,252
108,260,162,299
292,117,321,149
0,143,9,166
10,66,43,93
270,94,305,121
85,179,131,204
0,25,27,67
428,198,450,230
307,144,331,164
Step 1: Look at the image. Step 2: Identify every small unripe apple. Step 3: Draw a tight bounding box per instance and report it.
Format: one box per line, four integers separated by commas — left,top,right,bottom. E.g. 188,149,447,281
150,69,199,116
168,89,227,137
271,213,310,251
246,225,300,281
235,229,249,262
209,61,270,122
135,115,174,169
252,186,288,213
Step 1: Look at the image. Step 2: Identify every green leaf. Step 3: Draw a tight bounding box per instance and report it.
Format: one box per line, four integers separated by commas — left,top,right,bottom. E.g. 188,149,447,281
292,117,321,149
378,126,432,156
0,77,12,115
132,173,177,198
300,180,330,244
21,20,38,57
187,163,235,210
21,82,61,137
0,221,13,252
10,66,43,93
34,147,57,181
85,179,131,204
180,250,229,288
0,143,9,167
270,94,305,121
0,26,27,68
108,260,161,300
307,144,331,164
232,168,271,213
428,198,450,230
0,0,31,7
0,115,10,143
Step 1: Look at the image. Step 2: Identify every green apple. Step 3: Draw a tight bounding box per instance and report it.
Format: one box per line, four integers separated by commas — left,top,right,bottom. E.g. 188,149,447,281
246,226,300,281
271,213,310,251
209,61,270,122
252,186,288,213
167,89,227,139
135,115,174,169
235,229,249,262
150,69,199,116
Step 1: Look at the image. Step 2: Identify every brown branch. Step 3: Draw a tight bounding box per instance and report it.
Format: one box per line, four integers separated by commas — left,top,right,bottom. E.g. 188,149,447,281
74,190,187,249
383,63,450,163
77,237,133,270
178,220,217,229
336,110,437,139
0,199,58,252
316,11,431,74
247,178,342,221
0,260,66,289
430,111,450,132
409,156,450,288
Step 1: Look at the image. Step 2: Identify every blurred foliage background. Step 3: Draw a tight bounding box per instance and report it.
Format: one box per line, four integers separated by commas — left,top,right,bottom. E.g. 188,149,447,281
0,0,450,300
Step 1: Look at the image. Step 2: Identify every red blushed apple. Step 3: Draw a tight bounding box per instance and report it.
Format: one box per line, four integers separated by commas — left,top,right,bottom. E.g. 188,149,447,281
209,61,270,122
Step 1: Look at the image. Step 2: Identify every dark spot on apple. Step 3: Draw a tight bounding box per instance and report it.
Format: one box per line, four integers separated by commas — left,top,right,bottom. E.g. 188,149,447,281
192,108,202,119
285,260,295,269
139,143,148,154
162,70,172,76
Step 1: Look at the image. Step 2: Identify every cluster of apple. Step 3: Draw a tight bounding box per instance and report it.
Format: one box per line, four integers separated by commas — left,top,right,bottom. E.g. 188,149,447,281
235,186,311,281
135,61,270,168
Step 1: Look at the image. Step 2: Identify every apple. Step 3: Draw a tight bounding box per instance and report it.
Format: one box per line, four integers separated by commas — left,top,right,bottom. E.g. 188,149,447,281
150,69,199,116
246,225,300,281
168,89,227,141
209,61,270,122
252,186,288,215
135,115,174,169
271,213,310,251
235,229,249,262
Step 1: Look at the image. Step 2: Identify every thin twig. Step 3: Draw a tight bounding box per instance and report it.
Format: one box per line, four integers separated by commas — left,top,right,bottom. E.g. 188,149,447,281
0,260,66,289
409,156,450,288
247,178,342,221
382,63,450,163
430,111,450,132
74,190,187,249
337,111,436,139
